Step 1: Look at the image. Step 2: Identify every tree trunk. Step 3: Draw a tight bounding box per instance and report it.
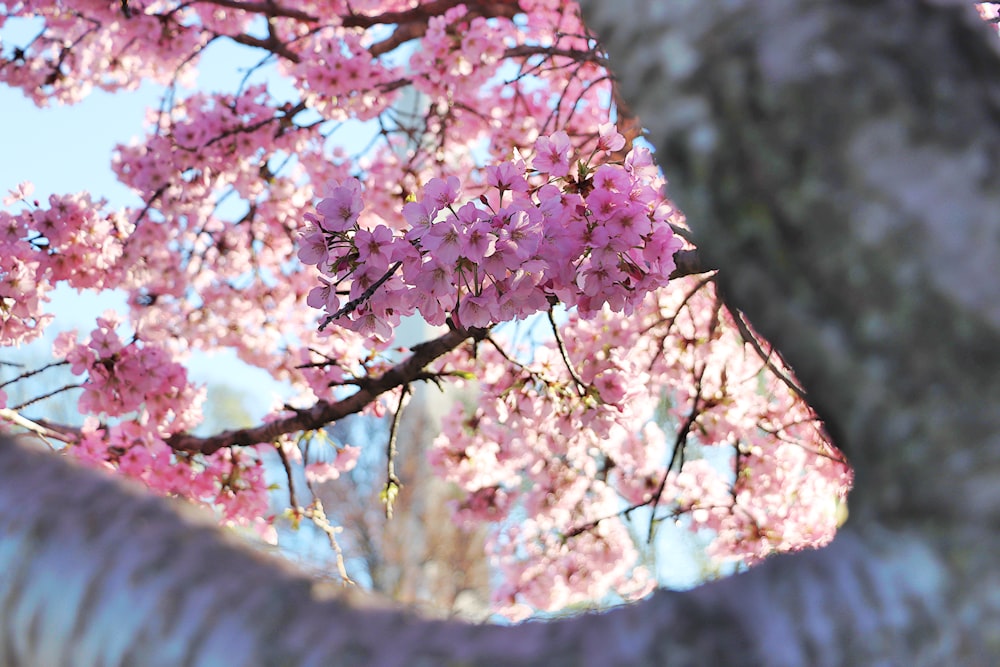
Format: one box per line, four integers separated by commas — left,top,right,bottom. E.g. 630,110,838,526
2,0,999,664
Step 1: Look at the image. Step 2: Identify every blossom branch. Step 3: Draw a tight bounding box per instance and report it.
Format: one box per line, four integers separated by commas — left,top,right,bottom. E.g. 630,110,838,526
503,44,609,67
342,0,519,29
192,0,318,22
274,440,300,511
318,261,403,332
731,307,808,401
166,325,487,454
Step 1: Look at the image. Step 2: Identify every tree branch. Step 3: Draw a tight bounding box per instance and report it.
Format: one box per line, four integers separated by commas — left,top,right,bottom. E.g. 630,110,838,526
166,325,486,454
669,248,706,279
0,432,957,666
192,0,318,22
342,0,520,29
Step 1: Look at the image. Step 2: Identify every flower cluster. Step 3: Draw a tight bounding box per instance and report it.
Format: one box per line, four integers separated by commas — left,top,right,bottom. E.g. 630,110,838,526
51,315,273,539
1,1,206,105
300,126,684,341
72,417,273,541
409,4,512,99
1,186,131,346
287,28,402,121
53,313,204,434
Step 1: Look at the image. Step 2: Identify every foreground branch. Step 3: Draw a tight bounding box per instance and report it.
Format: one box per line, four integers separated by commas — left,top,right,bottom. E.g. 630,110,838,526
0,433,959,666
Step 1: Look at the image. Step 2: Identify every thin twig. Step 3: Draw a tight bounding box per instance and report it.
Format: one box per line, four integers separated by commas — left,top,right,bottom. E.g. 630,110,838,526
0,359,69,389
547,307,587,396
319,261,402,331
382,385,409,519
646,363,706,543
9,383,82,411
303,499,356,585
274,439,300,511
731,308,808,401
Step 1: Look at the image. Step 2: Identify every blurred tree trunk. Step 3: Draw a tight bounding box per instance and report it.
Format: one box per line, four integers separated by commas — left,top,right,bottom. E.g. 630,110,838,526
2,0,1000,664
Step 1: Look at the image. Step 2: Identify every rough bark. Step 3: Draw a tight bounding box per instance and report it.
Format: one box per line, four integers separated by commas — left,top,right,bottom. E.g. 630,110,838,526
581,0,1000,660
2,0,999,664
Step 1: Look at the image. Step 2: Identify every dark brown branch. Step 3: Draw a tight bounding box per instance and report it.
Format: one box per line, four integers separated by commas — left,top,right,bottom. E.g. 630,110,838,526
609,90,642,159
502,44,609,67
229,32,302,63
358,0,521,56
319,261,403,332
669,248,707,279
167,325,486,454
730,307,808,402
342,0,519,29
0,360,69,389
8,383,83,411
274,439,300,510
369,22,427,58
192,0,318,22
547,307,587,395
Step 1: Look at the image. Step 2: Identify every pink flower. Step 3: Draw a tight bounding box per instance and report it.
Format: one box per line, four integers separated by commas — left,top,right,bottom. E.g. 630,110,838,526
352,306,393,341
457,293,493,328
354,224,395,273
402,199,437,240
591,164,630,193
89,327,123,358
409,256,455,299
297,229,329,267
307,276,339,313
336,444,361,471
463,218,496,263
316,179,364,232
3,181,34,206
596,123,626,153
593,369,627,405
496,209,541,262
423,176,461,210
422,218,463,265
533,131,572,177
305,461,342,484
486,162,528,193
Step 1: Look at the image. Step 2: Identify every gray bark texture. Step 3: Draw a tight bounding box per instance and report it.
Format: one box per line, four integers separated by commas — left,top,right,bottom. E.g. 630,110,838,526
2,0,999,664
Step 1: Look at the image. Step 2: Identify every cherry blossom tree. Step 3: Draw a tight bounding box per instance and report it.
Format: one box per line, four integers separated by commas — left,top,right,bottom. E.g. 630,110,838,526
2,0,999,663
1,0,852,618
